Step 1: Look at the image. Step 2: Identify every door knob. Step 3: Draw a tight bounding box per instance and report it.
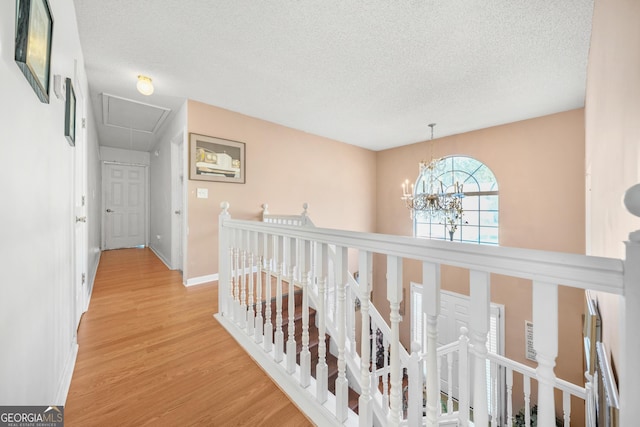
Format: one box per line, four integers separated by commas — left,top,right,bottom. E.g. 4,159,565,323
106,208,114,213
76,216,87,223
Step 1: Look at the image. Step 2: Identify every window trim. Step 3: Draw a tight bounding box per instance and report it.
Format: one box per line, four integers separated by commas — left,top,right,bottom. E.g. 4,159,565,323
413,155,499,245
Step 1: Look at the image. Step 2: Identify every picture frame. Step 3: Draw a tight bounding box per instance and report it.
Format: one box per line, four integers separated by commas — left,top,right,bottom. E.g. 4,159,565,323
189,133,245,183
64,78,76,146
15,0,54,103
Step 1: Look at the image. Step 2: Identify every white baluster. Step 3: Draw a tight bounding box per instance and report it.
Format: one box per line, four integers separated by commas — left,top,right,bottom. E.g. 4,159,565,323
263,234,273,353
506,367,514,426
470,270,490,426
447,352,453,413
254,233,263,344
562,390,571,426
532,280,558,426
524,375,531,427
246,231,255,336
423,261,441,427
407,342,422,427
315,242,328,404
286,237,297,374
458,327,470,424
370,318,377,396
233,231,241,323
436,355,441,415
218,202,231,316
349,283,356,356
359,251,373,427
335,246,349,422
387,256,403,427
490,361,497,427
228,247,235,320
274,236,284,363
239,238,247,329
300,239,311,388
383,337,389,410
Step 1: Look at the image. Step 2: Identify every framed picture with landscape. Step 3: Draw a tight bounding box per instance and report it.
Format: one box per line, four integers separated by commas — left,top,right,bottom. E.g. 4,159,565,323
15,0,54,103
64,78,76,146
189,133,245,183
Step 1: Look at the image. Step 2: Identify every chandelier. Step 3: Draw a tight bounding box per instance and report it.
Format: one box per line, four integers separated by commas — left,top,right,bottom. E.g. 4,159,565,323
401,124,465,239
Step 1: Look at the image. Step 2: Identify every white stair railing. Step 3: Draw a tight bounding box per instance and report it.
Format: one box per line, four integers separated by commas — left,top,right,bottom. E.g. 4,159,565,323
215,197,638,426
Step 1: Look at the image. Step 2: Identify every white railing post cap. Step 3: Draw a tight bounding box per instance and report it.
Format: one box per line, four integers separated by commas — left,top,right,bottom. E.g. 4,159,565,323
624,184,640,241
220,201,230,213
624,183,640,217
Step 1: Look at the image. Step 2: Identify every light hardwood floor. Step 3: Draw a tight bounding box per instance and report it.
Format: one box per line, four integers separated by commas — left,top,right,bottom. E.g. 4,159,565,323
65,248,313,426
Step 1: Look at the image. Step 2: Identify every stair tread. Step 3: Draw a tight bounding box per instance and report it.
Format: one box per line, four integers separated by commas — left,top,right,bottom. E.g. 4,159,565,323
257,291,360,415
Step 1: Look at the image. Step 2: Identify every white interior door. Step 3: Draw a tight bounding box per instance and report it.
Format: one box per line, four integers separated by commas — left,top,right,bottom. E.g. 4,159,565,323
104,163,147,250
412,286,503,406
438,291,503,408
171,134,184,271
73,72,88,328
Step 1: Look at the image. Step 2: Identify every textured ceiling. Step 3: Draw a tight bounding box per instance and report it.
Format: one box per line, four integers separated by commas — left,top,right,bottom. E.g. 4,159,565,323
73,0,594,152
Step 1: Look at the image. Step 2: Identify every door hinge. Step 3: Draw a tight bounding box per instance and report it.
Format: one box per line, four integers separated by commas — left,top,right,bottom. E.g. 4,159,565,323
81,273,86,285
82,118,86,129
82,196,86,206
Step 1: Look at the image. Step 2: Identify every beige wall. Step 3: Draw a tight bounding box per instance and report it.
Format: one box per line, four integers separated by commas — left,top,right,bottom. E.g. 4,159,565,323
585,0,640,374
186,100,377,279
375,110,586,416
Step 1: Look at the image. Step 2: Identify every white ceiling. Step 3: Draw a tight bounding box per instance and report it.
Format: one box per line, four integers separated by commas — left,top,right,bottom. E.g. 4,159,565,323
73,0,594,152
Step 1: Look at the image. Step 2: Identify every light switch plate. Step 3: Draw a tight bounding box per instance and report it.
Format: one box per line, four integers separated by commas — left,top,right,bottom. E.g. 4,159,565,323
196,188,208,199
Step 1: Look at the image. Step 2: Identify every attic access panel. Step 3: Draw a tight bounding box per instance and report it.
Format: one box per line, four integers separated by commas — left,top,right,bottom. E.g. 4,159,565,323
102,93,170,134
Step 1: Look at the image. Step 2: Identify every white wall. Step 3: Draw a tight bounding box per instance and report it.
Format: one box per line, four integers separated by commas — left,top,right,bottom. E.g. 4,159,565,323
149,102,187,269
585,0,640,367
0,0,93,405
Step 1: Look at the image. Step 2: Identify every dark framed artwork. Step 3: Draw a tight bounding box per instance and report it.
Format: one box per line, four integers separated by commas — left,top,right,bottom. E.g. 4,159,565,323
64,78,76,146
189,133,246,183
15,0,54,103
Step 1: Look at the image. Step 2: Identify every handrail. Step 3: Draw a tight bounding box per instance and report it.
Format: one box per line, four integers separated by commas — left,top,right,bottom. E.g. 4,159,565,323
487,351,586,399
222,218,624,294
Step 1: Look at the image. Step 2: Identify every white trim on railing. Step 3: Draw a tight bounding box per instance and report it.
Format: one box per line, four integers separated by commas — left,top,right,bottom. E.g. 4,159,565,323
223,219,624,294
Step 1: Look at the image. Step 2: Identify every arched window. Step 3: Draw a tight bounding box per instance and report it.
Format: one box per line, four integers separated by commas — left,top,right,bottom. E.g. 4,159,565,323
414,156,499,245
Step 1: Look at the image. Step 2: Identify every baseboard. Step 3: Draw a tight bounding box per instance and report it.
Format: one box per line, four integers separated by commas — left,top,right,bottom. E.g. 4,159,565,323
185,265,260,287
149,245,172,270
54,341,78,406
85,251,101,312
185,273,218,287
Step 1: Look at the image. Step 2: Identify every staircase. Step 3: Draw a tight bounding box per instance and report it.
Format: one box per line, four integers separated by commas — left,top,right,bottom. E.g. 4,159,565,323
215,201,640,426
266,288,360,414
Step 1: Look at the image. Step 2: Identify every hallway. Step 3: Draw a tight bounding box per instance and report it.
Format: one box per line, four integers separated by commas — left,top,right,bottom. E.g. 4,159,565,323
65,248,312,426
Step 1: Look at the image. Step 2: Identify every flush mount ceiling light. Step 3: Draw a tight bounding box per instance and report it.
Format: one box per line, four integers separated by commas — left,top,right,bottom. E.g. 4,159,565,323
136,75,154,96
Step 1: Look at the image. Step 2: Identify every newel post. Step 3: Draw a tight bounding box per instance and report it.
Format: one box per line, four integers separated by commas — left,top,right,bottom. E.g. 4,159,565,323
219,202,231,316
387,256,403,427
469,270,490,427
621,184,640,426
423,261,441,427
532,280,558,426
